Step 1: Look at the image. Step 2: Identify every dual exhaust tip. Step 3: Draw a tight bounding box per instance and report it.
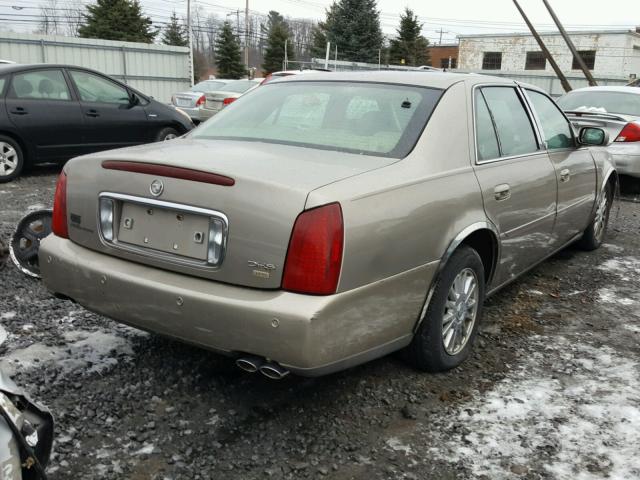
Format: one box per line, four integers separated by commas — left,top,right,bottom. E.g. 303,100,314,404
235,355,289,380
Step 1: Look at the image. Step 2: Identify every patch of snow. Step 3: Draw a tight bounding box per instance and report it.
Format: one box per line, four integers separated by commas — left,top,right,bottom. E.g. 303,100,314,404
597,288,635,306
1,311,16,320
133,444,155,456
0,329,134,376
567,290,586,296
0,324,7,347
428,338,640,479
598,257,640,280
527,289,544,296
603,243,624,253
386,437,414,456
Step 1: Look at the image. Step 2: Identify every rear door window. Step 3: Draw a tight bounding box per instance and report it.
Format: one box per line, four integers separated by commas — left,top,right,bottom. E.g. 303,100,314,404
474,90,501,161
10,69,71,101
527,90,574,149
480,86,539,157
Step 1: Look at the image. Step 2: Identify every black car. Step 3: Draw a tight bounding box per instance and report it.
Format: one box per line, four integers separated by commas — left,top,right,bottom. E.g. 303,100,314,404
0,64,194,182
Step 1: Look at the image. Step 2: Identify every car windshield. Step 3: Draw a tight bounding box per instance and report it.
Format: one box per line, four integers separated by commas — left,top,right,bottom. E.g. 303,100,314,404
191,81,443,158
218,80,259,93
190,80,227,92
558,91,640,116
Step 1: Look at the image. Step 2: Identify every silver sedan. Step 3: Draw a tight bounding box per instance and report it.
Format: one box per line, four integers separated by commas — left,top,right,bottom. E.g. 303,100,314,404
559,86,640,178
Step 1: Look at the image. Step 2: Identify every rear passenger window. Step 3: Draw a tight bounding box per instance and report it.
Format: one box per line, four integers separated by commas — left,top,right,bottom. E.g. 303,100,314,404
11,69,71,101
526,90,574,149
475,90,500,161
481,87,539,157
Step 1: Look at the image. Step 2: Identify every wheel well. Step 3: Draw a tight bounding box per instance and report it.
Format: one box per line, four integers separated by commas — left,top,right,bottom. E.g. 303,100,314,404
460,229,497,284
607,171,619,194
0,130,28,164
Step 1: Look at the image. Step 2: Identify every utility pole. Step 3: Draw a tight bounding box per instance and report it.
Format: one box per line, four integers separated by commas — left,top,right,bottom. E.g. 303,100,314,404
334,44,337,71
284,38,288,70
244,0,249,70
438,28,443,45
541,0,597,86
324,41,330,69
513,0,572,93
187,0,194,86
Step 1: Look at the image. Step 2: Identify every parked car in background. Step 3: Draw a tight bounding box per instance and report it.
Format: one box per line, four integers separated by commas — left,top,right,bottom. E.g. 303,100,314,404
0,369,54,480
0,64,194,182
559,86,640,178
171,79,232,123
40,72,616,379
261,68,330,85
200,79,261,121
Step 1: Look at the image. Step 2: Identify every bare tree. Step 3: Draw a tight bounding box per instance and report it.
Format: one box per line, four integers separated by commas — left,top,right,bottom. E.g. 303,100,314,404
37,0,61,35
64,0,84,36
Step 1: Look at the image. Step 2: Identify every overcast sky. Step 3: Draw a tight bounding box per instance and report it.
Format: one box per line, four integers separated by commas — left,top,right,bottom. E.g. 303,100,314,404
0,0,636,44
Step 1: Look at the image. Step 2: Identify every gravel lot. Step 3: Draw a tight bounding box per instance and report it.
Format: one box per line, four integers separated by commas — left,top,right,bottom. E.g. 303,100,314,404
1,168,639,480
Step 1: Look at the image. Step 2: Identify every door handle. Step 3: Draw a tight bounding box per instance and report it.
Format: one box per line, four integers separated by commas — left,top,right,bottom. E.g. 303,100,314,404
560,168,570,183
10,107,28,115
494,184,511,201
86,109,100,117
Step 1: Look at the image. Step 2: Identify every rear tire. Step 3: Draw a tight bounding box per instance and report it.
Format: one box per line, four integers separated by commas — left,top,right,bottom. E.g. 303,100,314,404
0,135,24,183
156,127,179,142
578,184,612,251
405,245,485,372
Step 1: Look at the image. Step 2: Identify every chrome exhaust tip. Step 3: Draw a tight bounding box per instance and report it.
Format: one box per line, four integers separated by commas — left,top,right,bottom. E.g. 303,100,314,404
259,362,290,380
235,355,263,373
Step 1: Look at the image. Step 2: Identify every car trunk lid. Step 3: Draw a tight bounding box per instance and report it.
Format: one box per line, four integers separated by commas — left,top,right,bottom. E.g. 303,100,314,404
64,138,394,289
565,111,637,144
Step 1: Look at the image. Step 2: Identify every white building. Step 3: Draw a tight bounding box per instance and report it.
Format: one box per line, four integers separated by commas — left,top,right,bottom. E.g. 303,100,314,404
457,30,640,95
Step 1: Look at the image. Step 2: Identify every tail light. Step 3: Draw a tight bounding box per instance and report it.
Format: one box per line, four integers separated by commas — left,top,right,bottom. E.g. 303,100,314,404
52,171,68,239
282,203,343,295
223,97,236,106
196,94,206,107
614,122,640,142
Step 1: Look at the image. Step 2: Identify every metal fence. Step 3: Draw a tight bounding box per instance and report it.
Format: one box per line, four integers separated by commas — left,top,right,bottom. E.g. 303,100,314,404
309,58,629,96
0,32,190,102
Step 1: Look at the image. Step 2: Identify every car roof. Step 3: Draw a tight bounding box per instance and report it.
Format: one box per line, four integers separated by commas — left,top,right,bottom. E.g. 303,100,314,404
565,86,640,95
0,63,111,76
271,70,522,90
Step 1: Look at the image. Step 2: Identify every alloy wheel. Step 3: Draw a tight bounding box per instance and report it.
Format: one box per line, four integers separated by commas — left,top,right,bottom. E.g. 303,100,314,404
0,142,19,177
593,190,609,243
442,268,479,355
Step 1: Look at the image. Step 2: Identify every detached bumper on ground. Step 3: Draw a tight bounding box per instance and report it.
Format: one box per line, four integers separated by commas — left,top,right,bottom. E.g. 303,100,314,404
39,235,433,376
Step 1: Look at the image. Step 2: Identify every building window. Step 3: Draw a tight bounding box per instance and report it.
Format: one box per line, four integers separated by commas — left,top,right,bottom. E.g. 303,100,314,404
572,50,596,70
440,58,457,69
482,52,502,70
525,51,546,70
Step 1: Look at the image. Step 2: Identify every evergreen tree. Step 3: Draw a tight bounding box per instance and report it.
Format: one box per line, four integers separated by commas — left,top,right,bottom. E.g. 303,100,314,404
78,0,156,43
262,12,295,74
310,22,328,59
215,22,246,79
389,8,430,66
321,0,383,63
162,11,188,47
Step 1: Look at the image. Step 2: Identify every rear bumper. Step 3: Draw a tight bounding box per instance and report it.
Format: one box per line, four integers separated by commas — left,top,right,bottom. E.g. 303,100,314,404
174,106,203,123
39,236,434,376
611,153,640,177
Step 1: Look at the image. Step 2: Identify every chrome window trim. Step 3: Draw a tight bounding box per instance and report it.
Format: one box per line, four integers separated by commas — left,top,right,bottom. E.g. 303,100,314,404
471,83,545,165
97,192,229,270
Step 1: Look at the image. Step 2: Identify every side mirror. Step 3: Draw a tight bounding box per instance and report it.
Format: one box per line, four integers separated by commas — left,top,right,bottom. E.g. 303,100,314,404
128,92,140,107
578,127,608,146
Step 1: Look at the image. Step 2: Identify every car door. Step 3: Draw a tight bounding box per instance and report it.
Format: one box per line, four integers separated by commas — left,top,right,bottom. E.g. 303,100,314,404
524,88,597,243
67,69,149,151
4,68,85,161
472,85,557,287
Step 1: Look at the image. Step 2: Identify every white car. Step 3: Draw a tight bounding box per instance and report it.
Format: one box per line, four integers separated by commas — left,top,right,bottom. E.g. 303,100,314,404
559,86,640,178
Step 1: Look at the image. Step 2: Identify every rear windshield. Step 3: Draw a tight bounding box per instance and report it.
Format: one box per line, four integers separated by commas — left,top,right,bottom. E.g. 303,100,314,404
191,80,227,92
558,91,640,116
191,81,443,158
219,80,259,93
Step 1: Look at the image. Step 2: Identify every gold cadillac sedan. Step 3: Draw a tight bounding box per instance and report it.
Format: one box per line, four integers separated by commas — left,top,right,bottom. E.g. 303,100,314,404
39,72,616,379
